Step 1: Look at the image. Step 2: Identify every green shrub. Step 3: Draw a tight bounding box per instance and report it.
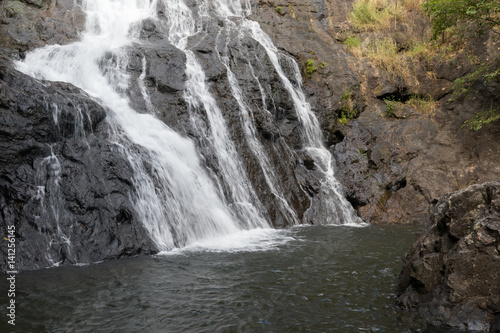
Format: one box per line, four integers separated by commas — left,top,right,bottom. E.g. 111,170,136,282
462,108,500,130
339,112,348,125
383,98,397,117
305,59,317,77
343,36,362,48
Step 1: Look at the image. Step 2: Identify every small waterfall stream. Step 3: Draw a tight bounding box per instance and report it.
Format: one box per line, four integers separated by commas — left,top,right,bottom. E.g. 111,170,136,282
16,0,362,254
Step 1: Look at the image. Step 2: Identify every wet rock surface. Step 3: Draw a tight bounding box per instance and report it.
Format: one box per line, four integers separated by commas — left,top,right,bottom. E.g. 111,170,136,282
397,182,500,332
0,0,343,271
0,60,157,271
0,0,159,271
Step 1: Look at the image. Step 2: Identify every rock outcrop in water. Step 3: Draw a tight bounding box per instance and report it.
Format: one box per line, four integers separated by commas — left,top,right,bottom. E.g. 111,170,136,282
397,182,500,332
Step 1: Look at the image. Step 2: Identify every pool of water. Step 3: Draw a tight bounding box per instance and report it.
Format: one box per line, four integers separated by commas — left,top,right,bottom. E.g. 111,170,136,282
1,225,424,332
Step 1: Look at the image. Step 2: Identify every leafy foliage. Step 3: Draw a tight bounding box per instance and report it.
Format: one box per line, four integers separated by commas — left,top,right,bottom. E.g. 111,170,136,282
343,35,362,48
423,0,500,39
383,98,398,117
423,0,500,129
448,64,500,129
462,107,500,130
305,59,317,77
449,64,489,101
319,62,329,69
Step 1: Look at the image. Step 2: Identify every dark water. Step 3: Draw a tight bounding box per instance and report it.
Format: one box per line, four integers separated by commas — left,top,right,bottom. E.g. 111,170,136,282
1,225,425,332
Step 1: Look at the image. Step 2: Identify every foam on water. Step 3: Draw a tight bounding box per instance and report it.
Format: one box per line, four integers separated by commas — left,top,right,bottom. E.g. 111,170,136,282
159,228,294,254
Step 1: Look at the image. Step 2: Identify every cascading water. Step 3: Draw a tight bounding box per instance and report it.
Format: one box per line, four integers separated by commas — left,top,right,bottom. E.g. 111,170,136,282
167,0,362,225
215,22,300,225
16,0,362,256
32,149,74,266
17,0,259,252
244,22,363,225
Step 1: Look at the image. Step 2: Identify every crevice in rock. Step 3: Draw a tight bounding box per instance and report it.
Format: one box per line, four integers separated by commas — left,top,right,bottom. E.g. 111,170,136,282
346,194,366,211
376,87,411,103
387,177,407,192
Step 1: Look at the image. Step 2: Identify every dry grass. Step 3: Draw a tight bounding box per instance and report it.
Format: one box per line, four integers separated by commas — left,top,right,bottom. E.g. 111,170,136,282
401,0,425,13
344,0,434,86
349,0,396,31
406,95,438,117
362,38,417,85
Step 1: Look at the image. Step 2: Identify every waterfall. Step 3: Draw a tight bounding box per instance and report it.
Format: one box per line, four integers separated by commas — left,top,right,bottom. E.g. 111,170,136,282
242,21,362,225
17,0,249,251
16,0,361,254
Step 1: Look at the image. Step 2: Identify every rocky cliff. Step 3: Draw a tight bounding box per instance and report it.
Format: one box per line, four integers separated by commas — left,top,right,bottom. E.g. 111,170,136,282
0,1,159,271
252,0,500,225
0,0,347,271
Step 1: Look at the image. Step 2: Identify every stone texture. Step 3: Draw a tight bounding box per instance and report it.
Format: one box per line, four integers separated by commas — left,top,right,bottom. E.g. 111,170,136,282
250,0,500,225
0,0,85,56
397,182,500,331
0,59,157,271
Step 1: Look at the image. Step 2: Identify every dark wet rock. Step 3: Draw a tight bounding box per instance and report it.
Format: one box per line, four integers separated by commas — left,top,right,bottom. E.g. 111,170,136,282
0,60,157,271
397,182,500,332
0,0,85,56
121,13,319,228
0,0,347,271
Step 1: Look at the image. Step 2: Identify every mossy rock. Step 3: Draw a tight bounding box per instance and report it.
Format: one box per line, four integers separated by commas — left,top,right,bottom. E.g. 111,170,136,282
4,1,27,18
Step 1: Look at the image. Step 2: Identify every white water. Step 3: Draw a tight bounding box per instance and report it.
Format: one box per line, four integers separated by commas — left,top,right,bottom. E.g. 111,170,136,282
182,0,362,225
159,0,360,225
216,22,300,225
16,0,268,251
242,21,363,225
16,0,362,254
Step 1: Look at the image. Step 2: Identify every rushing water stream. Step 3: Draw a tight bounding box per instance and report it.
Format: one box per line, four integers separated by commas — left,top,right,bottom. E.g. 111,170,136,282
0,225,424,332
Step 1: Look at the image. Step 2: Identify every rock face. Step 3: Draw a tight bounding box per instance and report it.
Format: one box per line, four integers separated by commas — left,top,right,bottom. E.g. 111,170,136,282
0,0,85,54
252,0,500,224
397,182,500,332
0,59,158,272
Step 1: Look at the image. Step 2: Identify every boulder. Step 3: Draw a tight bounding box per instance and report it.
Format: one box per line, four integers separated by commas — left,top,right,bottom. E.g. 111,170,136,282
397,182,500,332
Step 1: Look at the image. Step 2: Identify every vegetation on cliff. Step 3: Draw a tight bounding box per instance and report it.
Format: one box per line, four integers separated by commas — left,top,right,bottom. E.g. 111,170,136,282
424,0,500,129
423,0,500,39
342,0,499,129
